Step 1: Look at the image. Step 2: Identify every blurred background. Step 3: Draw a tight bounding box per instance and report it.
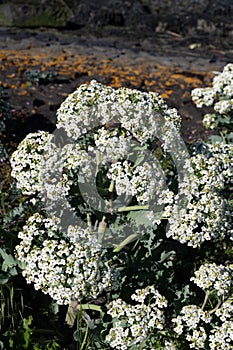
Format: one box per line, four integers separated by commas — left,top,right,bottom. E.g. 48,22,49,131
0,0,232,48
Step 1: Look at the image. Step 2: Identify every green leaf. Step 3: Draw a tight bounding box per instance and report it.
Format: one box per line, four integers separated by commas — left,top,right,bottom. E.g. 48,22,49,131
8,267,18,276
0,248,17,272
52,302,59,315
77,304,104,317
118,205,149,212
209,135,223,143
17,260,26,270
132,153,146,168
159,251,176,263
0,273,9,284
127,210,154,226
23,317,33,349
66,301,104,327
218,115,231,124
113,233,139,252
226,132,233,142
73,330,80,342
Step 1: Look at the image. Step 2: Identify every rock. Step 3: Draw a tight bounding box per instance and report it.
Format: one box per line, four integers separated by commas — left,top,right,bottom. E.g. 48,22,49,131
0,0,232,43
69,0,146,28
140,0,210,15
0,0,73,27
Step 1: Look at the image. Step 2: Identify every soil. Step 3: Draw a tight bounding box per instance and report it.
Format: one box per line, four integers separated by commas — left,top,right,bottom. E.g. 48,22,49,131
0,26,233,148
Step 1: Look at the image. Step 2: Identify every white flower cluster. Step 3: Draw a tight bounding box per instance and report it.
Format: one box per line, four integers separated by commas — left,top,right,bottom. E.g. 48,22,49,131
215,300,233,322
209,321,233,350
105,286,167,350
94,127,132,164
209,300,233,350
107,160,161,204
192,143,233,189
165,191,228,247
192,87,216,108
172,305,211,349
191,63,233,129
172,270,233,349
165,142,232,247
16,213,115,305
173,300,233,350
214,99,233,114
191,263,233,296
10,131,52,195
56,80,181,143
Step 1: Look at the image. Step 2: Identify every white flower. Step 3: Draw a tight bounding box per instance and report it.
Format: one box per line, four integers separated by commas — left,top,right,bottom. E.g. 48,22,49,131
172,305,211,349
191,263,233,296
15,213,117,305
166,142,233,247
106,286,167,349
209,321,233,349
191,63,233,129
10,131,52,195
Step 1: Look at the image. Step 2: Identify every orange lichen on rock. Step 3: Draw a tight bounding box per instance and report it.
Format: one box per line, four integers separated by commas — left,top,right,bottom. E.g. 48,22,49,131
0,48,214,99
0,44,223,144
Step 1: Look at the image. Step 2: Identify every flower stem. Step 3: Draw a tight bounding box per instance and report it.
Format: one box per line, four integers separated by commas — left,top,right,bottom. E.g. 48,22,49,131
108,180,114,193
117,205,149,212
201,290,210,310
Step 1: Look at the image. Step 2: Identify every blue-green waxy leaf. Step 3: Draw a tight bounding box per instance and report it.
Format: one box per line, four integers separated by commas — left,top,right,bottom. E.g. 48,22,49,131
0,274,9,284
0,248,18,272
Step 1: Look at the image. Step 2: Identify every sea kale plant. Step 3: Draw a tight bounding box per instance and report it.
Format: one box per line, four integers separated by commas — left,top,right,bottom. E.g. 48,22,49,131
10,71,232,349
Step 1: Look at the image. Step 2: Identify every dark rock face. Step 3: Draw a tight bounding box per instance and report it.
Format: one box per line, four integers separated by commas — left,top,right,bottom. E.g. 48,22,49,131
66,0,147,29
142,0,209,15
0,0,232,41
0,0,73,27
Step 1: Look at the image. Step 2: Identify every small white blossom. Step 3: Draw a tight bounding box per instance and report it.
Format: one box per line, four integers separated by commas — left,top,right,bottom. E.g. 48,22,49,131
15,213,117,305
106,286,167,349
192,63,233,129
209,321,233,349
191,263,233,296
172,305,211,349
